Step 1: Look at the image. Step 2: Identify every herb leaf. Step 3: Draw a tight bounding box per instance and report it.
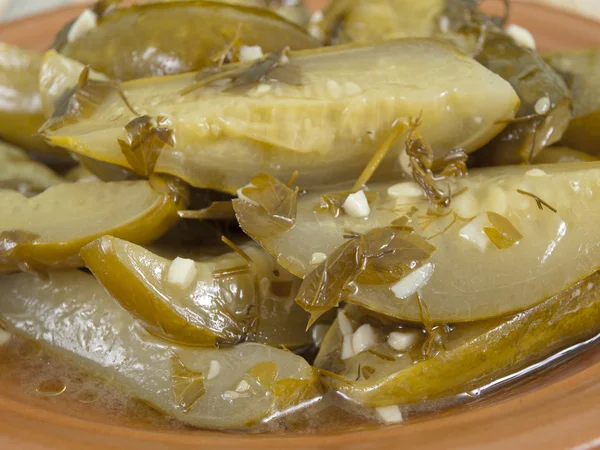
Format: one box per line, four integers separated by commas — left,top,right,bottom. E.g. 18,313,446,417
516,189,558,213
41,65,136,133
247,361,279,388
170,353,206,413
227,49,291,92
357,227,436,285
178,201,235,221
295,239,362,327
181,48,300,96
118,116,174,177
406,116,468,207
317,190,378,217
246,362,320,410
483,211,523,249
295,226,435,326
422,325,448,359
417,292,448,359
361,365,376,380
272,377,321,410
233,173,298,245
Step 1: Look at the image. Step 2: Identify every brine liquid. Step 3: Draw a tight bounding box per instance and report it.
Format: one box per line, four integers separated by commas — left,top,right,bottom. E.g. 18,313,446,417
0,331,599,434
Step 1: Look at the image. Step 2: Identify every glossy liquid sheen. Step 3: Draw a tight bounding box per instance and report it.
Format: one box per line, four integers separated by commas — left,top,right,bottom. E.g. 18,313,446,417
0,329,598,433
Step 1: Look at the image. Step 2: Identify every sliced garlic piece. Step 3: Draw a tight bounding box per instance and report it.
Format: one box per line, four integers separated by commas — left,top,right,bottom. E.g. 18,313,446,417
337,310,354,337
207,360,221,380
391,263,435,299
351,324,378,355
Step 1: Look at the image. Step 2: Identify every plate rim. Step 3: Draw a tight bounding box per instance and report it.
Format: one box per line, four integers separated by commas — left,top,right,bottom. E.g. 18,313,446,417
0,1,600,449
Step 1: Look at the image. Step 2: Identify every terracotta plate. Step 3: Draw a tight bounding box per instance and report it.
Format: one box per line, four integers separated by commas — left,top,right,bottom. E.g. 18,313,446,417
2,1,600,449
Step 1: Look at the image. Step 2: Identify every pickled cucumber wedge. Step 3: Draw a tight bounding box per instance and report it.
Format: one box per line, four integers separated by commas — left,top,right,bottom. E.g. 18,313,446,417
441,2,571,164
64,164,100,183
0,43,59,155
264,0,310,26
315,272,600,406
473,30,571,165
39,50,110,120
81,236,313,347
43,39,518,193
0,177,186,270
0,141,64,195
544,48,600,118
150,0,310,26
319,1,570,165
321,0,445,44
544,48,600,155
0,270,320,429
533,146,597,164
57,1,318,81
235,163,600,322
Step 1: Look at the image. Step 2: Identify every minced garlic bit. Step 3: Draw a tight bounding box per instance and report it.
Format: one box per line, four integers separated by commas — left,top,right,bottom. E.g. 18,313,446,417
387,181,424,199
459,214,490,252
235,380,251,393
167,257,198,289
351,323,378,355
391,263,435,299
310,10,324,23
439,15,450,33
376,405,404,424
526,168,549,177
506,24,536,49
0,328,11,346
342,190,371,218
223,390,248,400
398,147,413,178
483,185,508,216
207,360,221,380
341,335,355,360
534,96,551,115
310,252,327,265
67,9,98,44
337,310,354,336
326,79,342,99
344,81,362,96
308,10,325,41
255,84,272,95
388,329,422,352
452,191,478,219
239,45,264,62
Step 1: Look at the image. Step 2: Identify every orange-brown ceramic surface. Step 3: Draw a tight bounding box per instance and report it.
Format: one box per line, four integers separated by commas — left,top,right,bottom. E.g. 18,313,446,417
2,1,600,449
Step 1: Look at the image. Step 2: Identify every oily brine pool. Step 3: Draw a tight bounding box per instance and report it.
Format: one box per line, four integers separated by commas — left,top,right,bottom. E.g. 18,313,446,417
1,325,599,434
